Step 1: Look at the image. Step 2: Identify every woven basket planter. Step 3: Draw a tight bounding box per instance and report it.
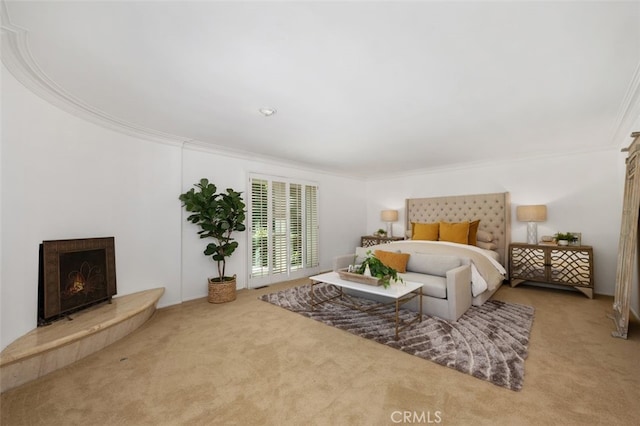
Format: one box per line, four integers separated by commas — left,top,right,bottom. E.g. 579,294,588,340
207,276,237,304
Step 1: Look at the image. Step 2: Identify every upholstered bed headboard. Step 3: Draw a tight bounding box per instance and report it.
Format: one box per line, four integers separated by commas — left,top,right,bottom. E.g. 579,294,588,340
405,192,511,265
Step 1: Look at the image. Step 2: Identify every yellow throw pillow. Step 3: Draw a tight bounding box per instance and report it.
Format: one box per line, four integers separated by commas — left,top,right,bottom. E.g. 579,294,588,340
374,250,410,273
468,219,480,246
439,221,470,244
412,222,439,241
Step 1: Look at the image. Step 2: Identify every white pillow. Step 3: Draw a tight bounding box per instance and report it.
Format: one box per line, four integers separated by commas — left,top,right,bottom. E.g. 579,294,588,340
476,241,498,250
476,230,494,242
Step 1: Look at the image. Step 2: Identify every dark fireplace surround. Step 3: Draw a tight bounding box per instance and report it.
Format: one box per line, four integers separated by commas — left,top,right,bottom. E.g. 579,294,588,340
38,237,117,324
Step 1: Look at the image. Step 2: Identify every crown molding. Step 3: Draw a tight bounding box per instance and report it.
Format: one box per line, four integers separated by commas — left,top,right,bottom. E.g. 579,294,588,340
0,5,365,179
2,1,636,180
368,145,621,181
182,140,367,180
610,60,640,147
1,3,185,147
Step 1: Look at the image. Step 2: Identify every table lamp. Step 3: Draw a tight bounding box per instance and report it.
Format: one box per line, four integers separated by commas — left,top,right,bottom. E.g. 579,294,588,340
516,205,547,244
381,210,399,237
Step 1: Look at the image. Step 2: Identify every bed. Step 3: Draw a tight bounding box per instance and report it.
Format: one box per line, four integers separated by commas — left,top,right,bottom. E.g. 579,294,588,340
403,192,511,306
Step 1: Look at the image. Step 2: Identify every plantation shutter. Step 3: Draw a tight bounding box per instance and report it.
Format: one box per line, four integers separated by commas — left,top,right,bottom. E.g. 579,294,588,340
248,174,320,288
271,181,287,275
250,179,269,277
290,183,303,271
305,184,319,268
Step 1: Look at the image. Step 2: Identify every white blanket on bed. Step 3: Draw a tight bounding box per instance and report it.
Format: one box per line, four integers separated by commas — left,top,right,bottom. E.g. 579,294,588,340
384,241,507,297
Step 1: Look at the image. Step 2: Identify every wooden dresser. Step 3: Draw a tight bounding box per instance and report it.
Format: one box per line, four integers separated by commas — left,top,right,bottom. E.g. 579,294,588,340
509,243,594,298
360,235,404,247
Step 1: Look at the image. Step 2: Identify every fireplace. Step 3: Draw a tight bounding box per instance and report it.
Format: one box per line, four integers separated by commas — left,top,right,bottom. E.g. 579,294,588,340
38,237,117,324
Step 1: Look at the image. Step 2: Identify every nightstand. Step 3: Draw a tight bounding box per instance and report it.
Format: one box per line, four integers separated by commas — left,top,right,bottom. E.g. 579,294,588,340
509,243,594,298
360,235,404,247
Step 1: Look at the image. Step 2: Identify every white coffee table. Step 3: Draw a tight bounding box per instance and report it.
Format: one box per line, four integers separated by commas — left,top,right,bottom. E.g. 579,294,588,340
309,271,423,340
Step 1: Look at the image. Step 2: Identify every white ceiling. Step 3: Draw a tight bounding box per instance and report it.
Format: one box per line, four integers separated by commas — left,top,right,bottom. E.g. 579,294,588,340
3,1,639,177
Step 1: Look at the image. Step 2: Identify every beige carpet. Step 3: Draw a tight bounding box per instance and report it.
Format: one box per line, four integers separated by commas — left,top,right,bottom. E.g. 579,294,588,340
260,283,534,391
1,279,639,425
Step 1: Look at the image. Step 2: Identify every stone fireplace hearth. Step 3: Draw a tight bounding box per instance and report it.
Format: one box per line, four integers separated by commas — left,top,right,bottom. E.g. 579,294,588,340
0,288,164,393
0,236,164,393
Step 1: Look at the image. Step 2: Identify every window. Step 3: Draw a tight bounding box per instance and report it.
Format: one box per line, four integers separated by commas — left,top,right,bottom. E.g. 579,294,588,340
248,174,319,287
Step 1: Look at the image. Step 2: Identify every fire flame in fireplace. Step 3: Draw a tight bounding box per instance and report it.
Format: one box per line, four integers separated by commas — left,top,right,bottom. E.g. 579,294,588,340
70,272,86,294
64,261,104,298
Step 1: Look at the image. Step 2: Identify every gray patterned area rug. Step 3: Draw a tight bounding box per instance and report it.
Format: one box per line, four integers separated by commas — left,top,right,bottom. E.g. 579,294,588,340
259,283,535,391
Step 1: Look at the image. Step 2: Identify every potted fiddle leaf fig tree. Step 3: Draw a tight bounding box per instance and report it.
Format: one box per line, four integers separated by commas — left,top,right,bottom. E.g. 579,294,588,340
179,178,246,303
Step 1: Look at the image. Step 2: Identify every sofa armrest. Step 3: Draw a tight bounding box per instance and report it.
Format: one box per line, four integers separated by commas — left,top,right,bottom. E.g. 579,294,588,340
445,264,472,321
333,254,355,271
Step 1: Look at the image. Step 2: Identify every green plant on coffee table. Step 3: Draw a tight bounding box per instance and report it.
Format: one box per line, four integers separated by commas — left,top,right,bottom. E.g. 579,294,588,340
356,250,403,288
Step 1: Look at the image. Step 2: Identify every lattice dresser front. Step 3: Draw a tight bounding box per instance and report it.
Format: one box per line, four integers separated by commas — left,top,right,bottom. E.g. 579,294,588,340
509,243,594,298
360,236,404,247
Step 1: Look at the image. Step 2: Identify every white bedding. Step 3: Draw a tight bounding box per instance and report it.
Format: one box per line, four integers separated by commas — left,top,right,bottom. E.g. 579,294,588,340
385,240,507,297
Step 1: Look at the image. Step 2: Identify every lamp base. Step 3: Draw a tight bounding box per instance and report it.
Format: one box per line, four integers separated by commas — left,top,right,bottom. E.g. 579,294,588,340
386,223,393,238
526,222,538,244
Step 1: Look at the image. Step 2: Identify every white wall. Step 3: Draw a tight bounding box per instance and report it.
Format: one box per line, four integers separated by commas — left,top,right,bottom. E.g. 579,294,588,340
1,65,366,351
365,150,624,297
1,66,184,350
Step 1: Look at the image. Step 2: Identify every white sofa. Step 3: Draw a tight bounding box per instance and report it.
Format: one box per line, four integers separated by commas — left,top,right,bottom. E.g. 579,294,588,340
333,246,472,321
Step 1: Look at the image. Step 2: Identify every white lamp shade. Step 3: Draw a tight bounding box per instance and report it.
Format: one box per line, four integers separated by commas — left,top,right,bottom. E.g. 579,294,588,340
516,205,547,222
381,210,399,222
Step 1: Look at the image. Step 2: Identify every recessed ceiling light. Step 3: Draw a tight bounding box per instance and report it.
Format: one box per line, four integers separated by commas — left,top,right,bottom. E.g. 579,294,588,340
259,108,277,117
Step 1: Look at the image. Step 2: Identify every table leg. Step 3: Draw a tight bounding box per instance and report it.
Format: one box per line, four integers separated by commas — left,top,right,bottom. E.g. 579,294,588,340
395,299,400,340
310,281,315,310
